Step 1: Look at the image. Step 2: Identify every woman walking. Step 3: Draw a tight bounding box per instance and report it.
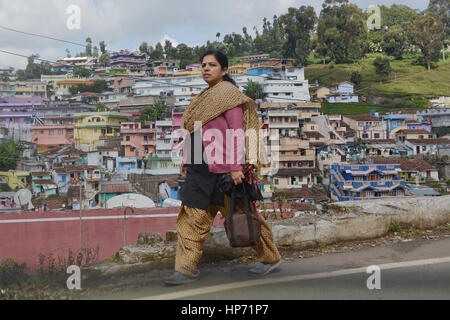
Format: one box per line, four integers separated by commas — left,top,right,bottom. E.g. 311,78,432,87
164,50,281,285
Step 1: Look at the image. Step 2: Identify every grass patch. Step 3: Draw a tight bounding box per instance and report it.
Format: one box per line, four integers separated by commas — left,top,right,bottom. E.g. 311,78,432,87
321,102,394,115
305,56,450,99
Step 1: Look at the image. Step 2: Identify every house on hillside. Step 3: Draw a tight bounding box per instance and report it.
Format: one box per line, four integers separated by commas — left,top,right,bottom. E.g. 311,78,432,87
325,82,359,103
405,138,450,156
369,157,439,183
329,163,407,201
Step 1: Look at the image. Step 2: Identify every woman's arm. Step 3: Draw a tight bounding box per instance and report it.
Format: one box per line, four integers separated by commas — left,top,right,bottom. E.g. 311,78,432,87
224,105,245,185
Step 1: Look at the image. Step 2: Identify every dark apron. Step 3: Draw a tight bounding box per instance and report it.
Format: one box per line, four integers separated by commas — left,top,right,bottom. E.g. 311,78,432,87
180,131,224,210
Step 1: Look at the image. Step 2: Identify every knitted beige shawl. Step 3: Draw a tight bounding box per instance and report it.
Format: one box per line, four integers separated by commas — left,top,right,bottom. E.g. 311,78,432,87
181,80,268,177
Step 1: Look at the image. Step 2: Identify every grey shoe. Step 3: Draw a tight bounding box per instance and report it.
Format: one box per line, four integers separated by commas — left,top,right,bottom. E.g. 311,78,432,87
248,260,281,276
164,272,198,286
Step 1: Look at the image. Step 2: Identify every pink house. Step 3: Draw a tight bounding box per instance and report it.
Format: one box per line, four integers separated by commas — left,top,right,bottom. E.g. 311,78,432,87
172,110,183,132
121,122,156,157
32,125,74,149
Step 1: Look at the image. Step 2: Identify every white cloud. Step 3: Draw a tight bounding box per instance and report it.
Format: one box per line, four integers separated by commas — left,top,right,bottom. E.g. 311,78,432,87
159,35,180,47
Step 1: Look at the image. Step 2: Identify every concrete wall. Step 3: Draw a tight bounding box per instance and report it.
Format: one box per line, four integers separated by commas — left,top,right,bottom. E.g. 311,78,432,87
0,206,225,271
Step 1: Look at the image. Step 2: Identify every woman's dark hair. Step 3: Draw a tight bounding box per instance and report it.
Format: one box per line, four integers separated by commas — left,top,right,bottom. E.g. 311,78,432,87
200,50,237,86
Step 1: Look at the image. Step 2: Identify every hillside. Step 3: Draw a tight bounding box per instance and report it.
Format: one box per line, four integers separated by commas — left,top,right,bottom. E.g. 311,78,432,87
305,53,450,100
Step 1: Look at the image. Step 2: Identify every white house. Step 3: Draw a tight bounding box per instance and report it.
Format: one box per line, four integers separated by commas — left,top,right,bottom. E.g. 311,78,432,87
405,138,450,156
132,67,311,107
326,81,359,104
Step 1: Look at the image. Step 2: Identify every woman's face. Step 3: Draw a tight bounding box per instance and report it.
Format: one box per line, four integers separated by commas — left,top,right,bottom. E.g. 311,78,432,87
202,54,226,87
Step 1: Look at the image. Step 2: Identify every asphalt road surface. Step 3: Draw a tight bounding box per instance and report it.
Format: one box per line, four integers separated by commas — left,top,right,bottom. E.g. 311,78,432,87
83,235,450,300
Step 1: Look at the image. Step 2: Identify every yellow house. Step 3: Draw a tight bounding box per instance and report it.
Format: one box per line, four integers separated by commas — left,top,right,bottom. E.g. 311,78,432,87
229,61,251,75
0,170,30,190
74,112,132,151
260,102,321,121
395,129,432,142
171,70,202,77
55,79,95,95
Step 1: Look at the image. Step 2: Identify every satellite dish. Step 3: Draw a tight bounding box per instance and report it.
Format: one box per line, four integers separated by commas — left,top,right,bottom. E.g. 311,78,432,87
14,189,34,210
158,182,171,201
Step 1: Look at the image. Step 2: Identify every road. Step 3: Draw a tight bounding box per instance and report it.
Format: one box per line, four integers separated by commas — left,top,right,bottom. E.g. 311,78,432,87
80,234,450,300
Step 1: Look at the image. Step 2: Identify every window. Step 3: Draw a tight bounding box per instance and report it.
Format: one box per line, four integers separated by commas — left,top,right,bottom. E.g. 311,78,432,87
274,179,279,185
40,130,44,134
126,136,130,141
58,130,63,135
374,133,380,139
362,133,369,139
49,130,54,135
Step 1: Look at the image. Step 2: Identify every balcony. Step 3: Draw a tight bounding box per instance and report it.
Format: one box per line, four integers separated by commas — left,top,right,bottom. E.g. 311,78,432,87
86,173,101,182
269,123,299,129
278,153,315,162
121,128,155,134
142,139,156,146
156,142,172,150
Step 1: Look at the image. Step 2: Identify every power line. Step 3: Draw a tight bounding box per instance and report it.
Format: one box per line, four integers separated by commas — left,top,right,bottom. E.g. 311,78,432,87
0,49,59,65
0,25,87,48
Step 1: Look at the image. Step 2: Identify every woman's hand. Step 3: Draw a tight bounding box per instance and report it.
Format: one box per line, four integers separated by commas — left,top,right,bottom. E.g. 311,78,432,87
230,170,245,185
180,165,187,177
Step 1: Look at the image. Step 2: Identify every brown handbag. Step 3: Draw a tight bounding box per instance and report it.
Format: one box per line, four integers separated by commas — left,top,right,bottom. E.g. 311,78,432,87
224,182,261,248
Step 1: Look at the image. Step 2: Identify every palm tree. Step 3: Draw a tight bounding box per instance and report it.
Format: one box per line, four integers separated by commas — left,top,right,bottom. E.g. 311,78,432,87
216,32,221,42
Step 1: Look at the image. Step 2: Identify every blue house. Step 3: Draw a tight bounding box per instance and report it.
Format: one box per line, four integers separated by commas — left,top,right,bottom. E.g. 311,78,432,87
30,171,57,197
247,68,272,76
116,157,138,170
52,167,71,194
329,164,407,201
383,114,408,139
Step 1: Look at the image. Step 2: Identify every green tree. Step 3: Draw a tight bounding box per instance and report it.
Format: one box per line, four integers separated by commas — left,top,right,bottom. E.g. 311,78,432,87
317,0,367,63
139,100,169,122
95,103,109,112
1,71,10,82
99,41,107,54
16,54,43,80
73,67,91,78
279,6,317,66
98,52,110,66
177,43,195,69
373,56,392,83
365,30,383,53
69,80,109,95
151,42,164,60
350,71,362,86
139,41,150,55
382,25,409,59
164,40,178,59
380,4,421,27
85,37,93,57
427,0,449,61
412,13,444,71
0,140,20,171
243,79,265,100
93,46,99,58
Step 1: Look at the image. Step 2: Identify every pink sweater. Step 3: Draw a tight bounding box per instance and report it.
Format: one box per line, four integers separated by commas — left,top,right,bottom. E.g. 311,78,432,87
181,105,245,173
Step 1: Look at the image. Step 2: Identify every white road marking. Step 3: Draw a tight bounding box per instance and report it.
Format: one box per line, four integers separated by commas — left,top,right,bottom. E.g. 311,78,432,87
137,256,450,300
0,213,179,224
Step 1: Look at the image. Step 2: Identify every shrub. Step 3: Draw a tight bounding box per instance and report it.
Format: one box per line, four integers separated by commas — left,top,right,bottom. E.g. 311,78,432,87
390,219,402,233
0,257,28,286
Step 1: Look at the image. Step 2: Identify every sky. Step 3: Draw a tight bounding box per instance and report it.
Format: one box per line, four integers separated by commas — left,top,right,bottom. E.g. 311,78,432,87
0,0,430,69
